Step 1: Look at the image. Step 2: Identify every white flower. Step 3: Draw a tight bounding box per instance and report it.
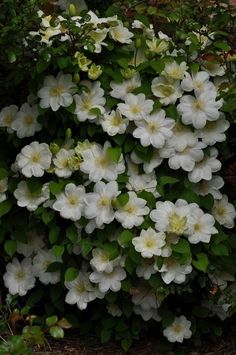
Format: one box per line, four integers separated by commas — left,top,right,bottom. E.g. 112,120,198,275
109,21,133,44
126,172,158,195
65,272,103,310
0,105,18,133
150,200,190,235
212,195,236,229
163,315,192,343
74,81,105,122
196,114,230,145
181,71,213,93
88,28,109,53
3,258,36,296
90,248,115,273
132,228,166,258
52,183,85,221
110,73,141,100
151,76,183,105
188,148,221,183
166,122,198,152
167,141,206,172
158,258,192,284
38,72,76,111
84,181,120,227
107,304,122,317
162,61,188,80
11,103,42,138
161,234,179,257
14,181,49,211
201,61,225,77
136,258,158,280
53,148,74,177
133,110,175,148
16,141,52,178
117,93,153,121
80,142,125,182
134,305,161,321
0,178,8,203
193,175,224,199
33,249,61,285
132,287,161,310
115,191,149,229
131,150,163,174
101,109,129,136
208,271,235,291
177,90,223,129
85,219,105,234
89,266,126,293
16,231,45,257
187,205,217,244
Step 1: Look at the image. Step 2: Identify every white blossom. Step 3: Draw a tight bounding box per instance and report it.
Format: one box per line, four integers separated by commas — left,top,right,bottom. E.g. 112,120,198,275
89,266,126,293
132,228,166,258
188,148,221,183
117,93,153,121
101,109,129,136
109,21,133,44
115,191,149,229
0,178,8,203
110,73,141,100
33,249,61,285
212,195,236,229
16,141,52,178
16,231,45,257
52,183,85,221
53,148,74,177
38,72,76,111
193,176,224,199
14,181,49,211
158,258,192,284
3,258,36,296
0,105,18,133
11,103,42,138
151,76,183,105
163,315,192,343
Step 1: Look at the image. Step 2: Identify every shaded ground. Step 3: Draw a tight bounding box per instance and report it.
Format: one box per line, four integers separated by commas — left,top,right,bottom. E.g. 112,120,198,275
32,320,236,355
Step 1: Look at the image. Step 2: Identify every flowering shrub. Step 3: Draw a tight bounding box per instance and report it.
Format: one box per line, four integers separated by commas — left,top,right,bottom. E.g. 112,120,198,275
0,0,236,351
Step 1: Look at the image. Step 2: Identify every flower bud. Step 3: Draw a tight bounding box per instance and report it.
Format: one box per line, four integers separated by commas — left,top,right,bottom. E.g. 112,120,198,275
73,72,80,83
120,68,136,79
69,4,77,16
50,142,60,154
66,128,72,140
88,63,103,80
74,52,92,71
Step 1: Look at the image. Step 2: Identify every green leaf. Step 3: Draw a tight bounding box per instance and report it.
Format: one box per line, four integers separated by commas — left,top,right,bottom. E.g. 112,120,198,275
46,315,58,327
49,225,60,244
89,107,102,116
65,267,79,282
36,58,50,73
106,146,122,163
0,168,8,179
164,104,179,120
52,245,65,258
4,240,17,257
42,209,55,225
49,181,65,196
101,328,112,343
0,199,13,218
211,243,229,256
121,338,133,352
81,239,92,256
115,192,129,208
119,230,133,246
66,225,78,243
103,242,119,260
161,310,175,328
148,274,162,289
192,253,208,272
159,176,179,186
214,40,230,51
137,191,156,208
49,326,64,339
150,60,165,73
171,239,190,254
116,57,130,69
26,178,43,195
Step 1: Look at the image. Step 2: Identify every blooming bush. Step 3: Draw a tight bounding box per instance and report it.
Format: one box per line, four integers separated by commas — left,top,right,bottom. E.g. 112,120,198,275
0,0,236,351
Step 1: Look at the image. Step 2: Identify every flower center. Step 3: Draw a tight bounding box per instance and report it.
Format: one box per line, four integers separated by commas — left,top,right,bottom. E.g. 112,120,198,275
145,237,155,248
194,99,204,110
124,203,136,214
173,323,183,334
15,271,26,280
130,105,141,115
76,283,86,294
148,121,160,133
159,85,174,97
31,153,41,163
168,213,187,235
216,206,225,216
68,195,79,206
50,85,64,97
81,98,92,110
24,115,33,125
96,155,109,168
194,223,202,232
112,114,122,126
98,196,110,207
4,114,14,125
126,84,136,93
